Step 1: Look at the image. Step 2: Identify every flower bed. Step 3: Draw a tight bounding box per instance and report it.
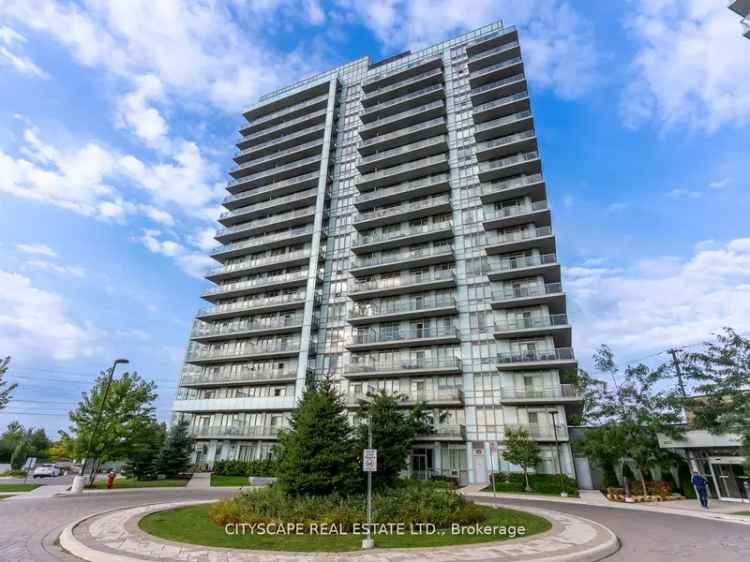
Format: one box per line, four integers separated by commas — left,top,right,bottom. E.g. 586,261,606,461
606,480,679,502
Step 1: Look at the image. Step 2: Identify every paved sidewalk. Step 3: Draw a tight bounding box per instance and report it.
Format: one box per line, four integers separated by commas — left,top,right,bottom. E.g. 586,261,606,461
60,500,618,562
186,472,212,489
5,484,70,501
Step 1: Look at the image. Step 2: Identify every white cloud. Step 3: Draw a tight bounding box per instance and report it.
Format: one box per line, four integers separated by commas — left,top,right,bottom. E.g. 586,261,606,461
606,202,630,214
137,229,213,279
708,177,730,190
666,188,702,199
304,0,326,25
566,238,750,361
347,0,600,99
139,204,175,226
621,1,750,132
0,25,48,78
0,269,100,360
189,227,219,252
16,243,57,257
115,74,169,148
26,259,86,278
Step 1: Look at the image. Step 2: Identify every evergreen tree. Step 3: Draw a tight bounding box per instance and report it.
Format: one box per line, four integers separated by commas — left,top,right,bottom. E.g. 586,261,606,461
0,357,17,411
502,428,541,492
275,376,358,496
124,420,166,480
355,390,430,489
156,419,193,478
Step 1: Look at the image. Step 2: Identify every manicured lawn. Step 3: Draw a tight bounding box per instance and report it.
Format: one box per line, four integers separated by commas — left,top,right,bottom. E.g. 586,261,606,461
0,483,40,492
210,475,249,487
483,474,579,497
0,494,15,500
140,503,550,552
89,478,188,489
734,511,750,516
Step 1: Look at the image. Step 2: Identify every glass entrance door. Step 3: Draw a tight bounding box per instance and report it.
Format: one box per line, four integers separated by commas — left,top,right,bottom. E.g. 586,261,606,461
411,448,433,480
712,462,749,501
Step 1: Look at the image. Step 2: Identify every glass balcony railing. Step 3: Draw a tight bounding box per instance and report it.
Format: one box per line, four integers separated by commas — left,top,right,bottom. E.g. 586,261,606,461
346,357,461,374
418,424,465,438
350,296,456,319
232,139,323,173
355,195,451,224
480,173,543,196
470,56,523,79
362,84,444,117
181,368,298,386
485,226,552,246
207,250,315,278
203,271,311,297
351,325,458,345
236,122,325,155
496,347,575,364
360,100,444,132
473,90,528,115
344,387,462,406
211,225,316,255
358,116,446,149
240,108,326,143
243,94,328,130
220,188,320,220
483,200,547,222
197,293,306,317
471,72,526,96
479,151,538,173
476,129,535,153
232,154,321,183
216,206,316,238
475,110,532,133
364,66,443,98
186,340,302,361
469,40,520,63
490,253,557,273
191,315,305,338
353,245,454,269
358,135,447,166
190,425,284,439
357,154,448,186
502,423,569,440
491,283,562,302
494,314,569,332
351,270,455,293
354,221,453,247
355,173,450,204
500,384,579,401
227,169,319,193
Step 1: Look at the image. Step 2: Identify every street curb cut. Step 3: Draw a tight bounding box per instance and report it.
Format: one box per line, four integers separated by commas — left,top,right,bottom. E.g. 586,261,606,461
59,500,619,562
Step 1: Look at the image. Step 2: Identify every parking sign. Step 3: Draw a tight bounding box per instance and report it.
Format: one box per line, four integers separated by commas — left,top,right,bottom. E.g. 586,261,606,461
363,448,377,472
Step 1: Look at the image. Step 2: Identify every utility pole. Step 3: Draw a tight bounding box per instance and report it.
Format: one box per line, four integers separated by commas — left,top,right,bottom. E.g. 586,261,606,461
668,348,688,399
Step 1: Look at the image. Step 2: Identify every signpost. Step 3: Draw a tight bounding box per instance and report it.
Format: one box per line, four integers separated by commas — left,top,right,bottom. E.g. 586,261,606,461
362,415,376,550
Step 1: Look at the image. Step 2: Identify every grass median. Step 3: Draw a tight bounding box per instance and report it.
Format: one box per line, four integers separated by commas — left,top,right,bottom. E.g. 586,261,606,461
210,475,249,487
88,478,189,489
0,484,40,493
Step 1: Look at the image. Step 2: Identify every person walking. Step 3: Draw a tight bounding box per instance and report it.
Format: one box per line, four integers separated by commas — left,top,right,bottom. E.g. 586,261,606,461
691,470,709,509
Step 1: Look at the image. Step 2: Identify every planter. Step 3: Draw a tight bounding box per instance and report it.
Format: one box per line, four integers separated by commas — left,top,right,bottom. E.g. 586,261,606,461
248,476,276,486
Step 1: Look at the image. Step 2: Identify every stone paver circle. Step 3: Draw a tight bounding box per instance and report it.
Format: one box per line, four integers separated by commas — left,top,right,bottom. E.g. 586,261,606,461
60,500,619,562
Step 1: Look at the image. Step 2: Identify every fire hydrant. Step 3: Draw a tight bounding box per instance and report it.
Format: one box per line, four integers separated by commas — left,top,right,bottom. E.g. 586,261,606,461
106,470,115,489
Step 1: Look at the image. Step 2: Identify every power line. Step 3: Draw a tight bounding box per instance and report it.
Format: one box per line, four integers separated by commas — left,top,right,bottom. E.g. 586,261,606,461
0,411,70,417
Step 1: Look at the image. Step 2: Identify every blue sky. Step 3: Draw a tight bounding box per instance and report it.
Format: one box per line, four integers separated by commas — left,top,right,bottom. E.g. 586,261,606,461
1,1,749,436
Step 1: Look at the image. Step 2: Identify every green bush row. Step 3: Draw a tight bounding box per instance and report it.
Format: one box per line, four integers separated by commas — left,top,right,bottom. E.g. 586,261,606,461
492,472,579,495
208,480,485,530
212,459,277,477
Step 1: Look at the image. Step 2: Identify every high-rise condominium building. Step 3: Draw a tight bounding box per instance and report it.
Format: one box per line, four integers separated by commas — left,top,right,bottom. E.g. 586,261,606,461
172,21,581,484
729,0,750,39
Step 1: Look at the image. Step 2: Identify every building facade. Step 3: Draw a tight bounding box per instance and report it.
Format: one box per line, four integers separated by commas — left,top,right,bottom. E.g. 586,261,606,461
729,0,750,39
172,21,581,484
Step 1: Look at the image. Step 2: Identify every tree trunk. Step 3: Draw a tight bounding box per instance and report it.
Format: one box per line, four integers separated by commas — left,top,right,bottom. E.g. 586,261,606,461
524,467,532,492
638,466,647,497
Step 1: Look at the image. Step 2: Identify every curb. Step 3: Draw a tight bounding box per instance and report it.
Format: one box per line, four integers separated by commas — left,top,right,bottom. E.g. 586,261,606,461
59,500,619,562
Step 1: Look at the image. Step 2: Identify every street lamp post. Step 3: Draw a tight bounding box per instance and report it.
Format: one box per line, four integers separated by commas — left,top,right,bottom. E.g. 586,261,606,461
71,358,129,494
548,410,567,497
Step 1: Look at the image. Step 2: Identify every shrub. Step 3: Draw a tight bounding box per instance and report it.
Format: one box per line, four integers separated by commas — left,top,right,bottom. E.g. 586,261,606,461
212,459,277,477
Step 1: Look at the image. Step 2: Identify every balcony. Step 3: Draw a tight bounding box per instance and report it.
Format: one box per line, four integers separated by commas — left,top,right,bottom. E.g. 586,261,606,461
490,283,565,312
227,167,321,198
231,138,324,175
484,226,555,255
486,253,560,283
345,387,463,407
240,93,328,136
349,296,457,325
202,271,316,301
358,117,447,155
495,347,576,370
190,316,305,342
475,129,537,162
229,154,322,190
210,225,318,259
220,187,322,223
469,56,524,88
190,424,284,440
357,154,449,192
185,341,304,364
416,424,466,441
354,173,450,210
347,326,460,351
172,395,296,413
352,221,454,254
493,314,572,347
215,206,317,243
467,40,521,72
478,150,540,182
237,108,327,149
472,91,530,124
349,270,456,299
180,368,299,387
359,100,445,139
353,195,452,230
499,384,581,405
350,245,455,276
470,72,527,105
502,423,569,442
236,122,325,158
480,173,545,204
206,250,321,282
345,357,462,379
361,84,445,123
196,294,308,320
474,110,533,141
362,64,443,103
357,135,448,174
482,200,550,230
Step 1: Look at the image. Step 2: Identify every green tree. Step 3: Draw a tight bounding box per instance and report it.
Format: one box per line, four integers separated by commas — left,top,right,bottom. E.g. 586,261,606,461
681,328,750,468
0,421,24,462
123,420,166,480
354,390,430,488
502,428,542,491
0,357,17,411
275,376,358,496
67,370,159,470
156,419,193,478
573,423,624,488
10,429,33,470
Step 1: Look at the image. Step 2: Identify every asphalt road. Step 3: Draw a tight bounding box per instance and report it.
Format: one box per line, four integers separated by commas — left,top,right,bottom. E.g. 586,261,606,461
0,489,748,561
